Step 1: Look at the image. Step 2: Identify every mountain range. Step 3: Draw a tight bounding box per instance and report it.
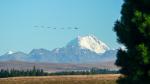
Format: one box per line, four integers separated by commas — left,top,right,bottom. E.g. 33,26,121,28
0,35,117,63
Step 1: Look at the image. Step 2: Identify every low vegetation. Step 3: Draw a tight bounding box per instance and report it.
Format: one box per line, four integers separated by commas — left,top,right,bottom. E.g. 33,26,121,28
0,74,120,84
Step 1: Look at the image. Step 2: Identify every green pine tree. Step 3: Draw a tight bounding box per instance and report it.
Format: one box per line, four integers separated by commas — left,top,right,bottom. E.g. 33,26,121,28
114,0,150,84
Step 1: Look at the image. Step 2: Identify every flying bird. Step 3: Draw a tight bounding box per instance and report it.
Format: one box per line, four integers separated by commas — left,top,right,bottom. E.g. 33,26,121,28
74,27,79,30
34,25,39,28
41,26,44,28
61,28,64,30
33,25,79,30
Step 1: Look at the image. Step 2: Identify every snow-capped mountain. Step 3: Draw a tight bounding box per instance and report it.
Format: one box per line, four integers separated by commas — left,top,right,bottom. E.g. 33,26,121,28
67,35,110,53
0,51,27,61
0,35,117,63
7,51,15,55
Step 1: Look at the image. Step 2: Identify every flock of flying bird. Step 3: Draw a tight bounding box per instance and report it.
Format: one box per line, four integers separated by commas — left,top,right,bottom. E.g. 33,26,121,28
34,25,79,30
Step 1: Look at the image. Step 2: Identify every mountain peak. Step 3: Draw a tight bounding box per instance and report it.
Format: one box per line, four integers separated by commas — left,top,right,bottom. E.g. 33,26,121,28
0,35,116,63
67,35,110,53
6,51,15,55
29,48,51,55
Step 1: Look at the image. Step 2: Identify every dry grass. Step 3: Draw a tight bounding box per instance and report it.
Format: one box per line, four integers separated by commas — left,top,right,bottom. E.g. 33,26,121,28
0,74,120,84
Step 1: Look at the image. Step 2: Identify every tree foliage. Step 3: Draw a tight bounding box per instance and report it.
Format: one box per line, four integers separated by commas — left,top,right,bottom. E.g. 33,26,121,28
49,68,118,76
114,0,150,84
0,66,48,78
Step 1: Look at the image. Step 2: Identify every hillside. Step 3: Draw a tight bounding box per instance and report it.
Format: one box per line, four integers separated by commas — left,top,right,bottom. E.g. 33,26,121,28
0,61,118,73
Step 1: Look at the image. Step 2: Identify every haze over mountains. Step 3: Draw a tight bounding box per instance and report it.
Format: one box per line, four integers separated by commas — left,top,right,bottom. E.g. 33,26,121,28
0,35,117,64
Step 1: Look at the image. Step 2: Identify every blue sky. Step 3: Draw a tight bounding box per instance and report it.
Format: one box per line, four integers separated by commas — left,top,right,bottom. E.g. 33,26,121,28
0,0,123,55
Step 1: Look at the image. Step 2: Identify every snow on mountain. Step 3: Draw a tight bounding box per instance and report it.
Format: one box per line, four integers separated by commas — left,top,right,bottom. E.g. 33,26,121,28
0,51,27,61
6,51,15,55
67,35,110,53
0,35,117,63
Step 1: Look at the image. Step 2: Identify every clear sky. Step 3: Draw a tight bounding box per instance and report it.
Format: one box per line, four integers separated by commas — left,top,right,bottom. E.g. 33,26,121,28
0,0,123,55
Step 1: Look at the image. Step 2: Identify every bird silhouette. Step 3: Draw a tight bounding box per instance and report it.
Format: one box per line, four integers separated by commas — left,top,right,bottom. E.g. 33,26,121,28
41,26,44,28
74,27,79,29
61,28,64,30
34,25,39,27
67,27,72,29
33,25,79,30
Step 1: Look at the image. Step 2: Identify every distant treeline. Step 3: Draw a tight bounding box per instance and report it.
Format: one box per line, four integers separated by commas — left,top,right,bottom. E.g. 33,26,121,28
0,66,48,78
49,68,119,75
0,67,119,78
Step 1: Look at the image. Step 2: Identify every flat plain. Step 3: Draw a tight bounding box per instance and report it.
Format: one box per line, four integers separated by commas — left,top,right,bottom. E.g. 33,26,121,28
0,74,120,84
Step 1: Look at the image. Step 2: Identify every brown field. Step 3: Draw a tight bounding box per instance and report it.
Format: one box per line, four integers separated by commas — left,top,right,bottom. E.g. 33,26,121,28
0,74,120,84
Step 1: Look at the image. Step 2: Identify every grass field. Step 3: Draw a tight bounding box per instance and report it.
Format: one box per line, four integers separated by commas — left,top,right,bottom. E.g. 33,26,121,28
0,74,120,84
